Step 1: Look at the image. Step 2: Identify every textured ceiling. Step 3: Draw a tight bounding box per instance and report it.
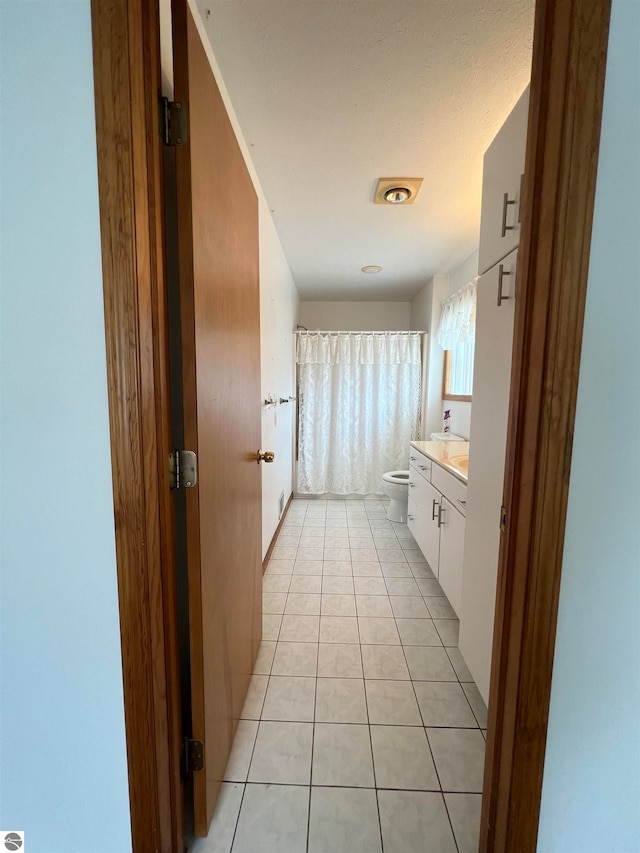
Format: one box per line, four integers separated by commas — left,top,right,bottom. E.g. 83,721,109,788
195,1,534,300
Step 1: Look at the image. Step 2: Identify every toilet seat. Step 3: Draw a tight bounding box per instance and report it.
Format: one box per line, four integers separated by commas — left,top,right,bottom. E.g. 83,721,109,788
382,470,410,484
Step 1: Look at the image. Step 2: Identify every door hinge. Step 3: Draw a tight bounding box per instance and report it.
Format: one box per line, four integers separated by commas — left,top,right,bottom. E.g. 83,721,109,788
182,738,204,776
500,505,508,533
169,449,198,490
160,96,189,147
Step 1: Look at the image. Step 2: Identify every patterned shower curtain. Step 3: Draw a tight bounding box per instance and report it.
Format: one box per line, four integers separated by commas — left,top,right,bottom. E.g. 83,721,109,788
296,331,421,495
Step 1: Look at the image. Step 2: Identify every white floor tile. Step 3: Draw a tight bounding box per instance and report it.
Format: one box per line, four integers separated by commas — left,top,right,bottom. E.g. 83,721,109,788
262,614,282,641
462,682,489,728
370,725,439,790
265,558,294,575
426,597,458,619
445,647,474,682
378,790,457,853
271,641,318,676
444,793,483,853
390,596,431,619
262,592,287,614
427,727,486,792
351,561,382,577
224,720,258,782
190,782,243,853
384,577,421,595
322,576,354,594
404,646,458,682
279,614,320,642
358,616,400,645
317,643,363,678
396,618,442,646
353,576,387,595
232,783,309,853
308,787,382,853
289,575,322,594
285,592,321,615
416,577,445,597
322,559,353,576
380,561,413,578
315,678,368,723
240,674,269,719
248,721,313,784
414,681,479,728
321,593,357,616
312,722,374,787
356,594,393,618
262,574,291,593
253,641,276,675
293,559,323,575
361,644,410,680
262,675,316,722
319,615,359,643
365,680,422,725
433,619,460,646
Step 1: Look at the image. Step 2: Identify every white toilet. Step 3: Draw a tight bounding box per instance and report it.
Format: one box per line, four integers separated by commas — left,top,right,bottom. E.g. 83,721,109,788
381,470,410,522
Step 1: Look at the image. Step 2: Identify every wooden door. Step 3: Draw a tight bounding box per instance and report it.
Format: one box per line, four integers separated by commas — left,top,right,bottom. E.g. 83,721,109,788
172,0,263,836
459,248,518,703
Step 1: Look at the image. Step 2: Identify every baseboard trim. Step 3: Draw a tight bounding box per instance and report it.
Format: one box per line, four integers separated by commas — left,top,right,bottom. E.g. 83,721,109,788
262,492,293,574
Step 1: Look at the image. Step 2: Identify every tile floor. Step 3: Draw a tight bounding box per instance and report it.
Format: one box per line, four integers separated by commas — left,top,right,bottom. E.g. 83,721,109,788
192,498,486,853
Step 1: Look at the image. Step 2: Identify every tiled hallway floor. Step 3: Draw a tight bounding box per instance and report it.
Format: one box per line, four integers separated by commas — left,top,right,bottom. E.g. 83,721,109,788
193,498,486,853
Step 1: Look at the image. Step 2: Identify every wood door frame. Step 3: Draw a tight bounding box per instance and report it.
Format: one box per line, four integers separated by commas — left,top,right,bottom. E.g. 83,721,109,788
91,1,183,851
90,0,612,849
480,0,612,849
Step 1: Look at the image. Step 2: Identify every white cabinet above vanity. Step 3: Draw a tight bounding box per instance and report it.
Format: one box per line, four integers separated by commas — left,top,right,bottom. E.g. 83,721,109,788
407,441,469,616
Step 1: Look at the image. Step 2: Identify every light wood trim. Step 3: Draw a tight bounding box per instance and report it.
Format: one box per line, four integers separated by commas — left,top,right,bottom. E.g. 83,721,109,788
480,0,612,850
91,1,183,850
262,493,294,573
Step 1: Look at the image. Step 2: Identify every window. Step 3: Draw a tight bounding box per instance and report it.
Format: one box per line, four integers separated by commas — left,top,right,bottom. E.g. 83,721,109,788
443,339,474,400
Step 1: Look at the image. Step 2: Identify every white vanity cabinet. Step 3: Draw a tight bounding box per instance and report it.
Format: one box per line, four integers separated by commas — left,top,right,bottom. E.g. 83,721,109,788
438,497,465,616
407,445,467,616
478,87,530,276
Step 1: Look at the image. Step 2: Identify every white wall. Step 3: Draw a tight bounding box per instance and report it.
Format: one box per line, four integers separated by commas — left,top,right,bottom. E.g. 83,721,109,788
260,207,299,556
537,2,640,849
299,301,411,331
185,2,300,557
0,3,132,850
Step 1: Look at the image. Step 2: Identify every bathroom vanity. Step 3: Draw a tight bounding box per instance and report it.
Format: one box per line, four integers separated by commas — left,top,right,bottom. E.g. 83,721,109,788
407,441,469,616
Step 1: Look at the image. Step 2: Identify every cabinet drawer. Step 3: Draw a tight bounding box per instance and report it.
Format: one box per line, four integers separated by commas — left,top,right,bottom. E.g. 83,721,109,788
409,454,432,481
431,464,467,516
408,467,432,511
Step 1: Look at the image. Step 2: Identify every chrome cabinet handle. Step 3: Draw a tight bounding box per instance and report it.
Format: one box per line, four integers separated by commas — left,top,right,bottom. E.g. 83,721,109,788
497,264,513,307
432,498,439,520
410,456,417,462
419,465,428,471
501,191,517,237
407,514,414,522
409,482,416,488
437,504,445,528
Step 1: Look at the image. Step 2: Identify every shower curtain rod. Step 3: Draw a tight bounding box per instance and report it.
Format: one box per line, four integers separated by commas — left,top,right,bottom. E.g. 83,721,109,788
294,330,427,335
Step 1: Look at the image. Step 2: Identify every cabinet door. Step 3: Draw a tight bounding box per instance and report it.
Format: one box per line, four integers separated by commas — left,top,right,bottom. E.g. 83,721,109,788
478,87,529,275
409,480,441,576
459,248,517,702
438,498,465,617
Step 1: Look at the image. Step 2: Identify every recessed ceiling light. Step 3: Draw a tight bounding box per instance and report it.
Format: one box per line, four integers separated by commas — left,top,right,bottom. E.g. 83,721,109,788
374,177,424,205
361,265,382,274
383,187,411,204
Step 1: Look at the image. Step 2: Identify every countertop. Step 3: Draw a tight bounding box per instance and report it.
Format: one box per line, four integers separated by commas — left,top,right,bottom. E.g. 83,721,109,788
410,440,470,484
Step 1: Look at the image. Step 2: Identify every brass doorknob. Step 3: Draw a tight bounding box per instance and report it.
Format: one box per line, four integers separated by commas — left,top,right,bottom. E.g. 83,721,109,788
257,450,275,463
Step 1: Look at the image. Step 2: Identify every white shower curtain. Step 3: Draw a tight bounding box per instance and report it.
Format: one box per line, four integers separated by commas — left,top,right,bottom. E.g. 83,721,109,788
296,331,421,495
